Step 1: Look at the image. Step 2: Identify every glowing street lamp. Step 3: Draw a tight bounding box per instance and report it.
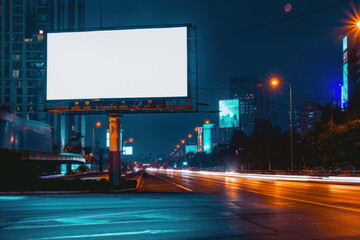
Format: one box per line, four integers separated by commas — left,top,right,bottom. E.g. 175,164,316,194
187,134,193,138
180,139,186,144
204,120,211,124
95,121,102,128
176,144,181,149
269,76,294,171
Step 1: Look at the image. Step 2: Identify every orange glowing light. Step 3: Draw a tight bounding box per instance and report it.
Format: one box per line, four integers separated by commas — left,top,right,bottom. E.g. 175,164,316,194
270,78,279,86
187,134,193,138
204,120,211,124
180,139,186,144
343,3,360,41
176,144,181,149
194,127,198,132
128,138,134,143
95,121,102,127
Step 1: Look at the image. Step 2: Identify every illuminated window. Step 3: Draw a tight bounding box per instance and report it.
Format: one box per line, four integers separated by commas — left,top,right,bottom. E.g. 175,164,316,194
12,70,20,78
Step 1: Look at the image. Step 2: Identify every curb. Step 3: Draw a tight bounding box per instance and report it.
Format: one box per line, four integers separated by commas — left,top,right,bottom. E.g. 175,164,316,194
0,173,144,195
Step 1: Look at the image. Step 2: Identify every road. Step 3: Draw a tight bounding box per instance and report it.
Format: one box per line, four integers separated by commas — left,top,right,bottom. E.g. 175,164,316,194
1,170,360,240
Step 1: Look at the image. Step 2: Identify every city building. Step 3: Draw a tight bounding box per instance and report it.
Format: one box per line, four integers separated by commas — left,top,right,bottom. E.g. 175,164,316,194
0,0,85,151
229,76,268,136
299,102,322,136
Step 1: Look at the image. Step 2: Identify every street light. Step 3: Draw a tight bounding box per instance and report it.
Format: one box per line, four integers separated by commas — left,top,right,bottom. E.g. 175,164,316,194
93,121,102,153
270,77,294,171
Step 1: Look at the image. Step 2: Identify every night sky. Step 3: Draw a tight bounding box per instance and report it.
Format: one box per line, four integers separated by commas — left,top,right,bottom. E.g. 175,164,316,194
83,0,359,156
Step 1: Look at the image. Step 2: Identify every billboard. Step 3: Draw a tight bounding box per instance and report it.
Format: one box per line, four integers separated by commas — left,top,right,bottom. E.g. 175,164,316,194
341,36,348,110
47,26,188,100
185,145,198,153
203,123,216,153
197,127,203,147
123,146,133,155
219,99,239,128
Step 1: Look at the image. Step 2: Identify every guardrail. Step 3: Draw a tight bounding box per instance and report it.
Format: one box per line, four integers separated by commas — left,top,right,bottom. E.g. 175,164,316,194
17,150,86,163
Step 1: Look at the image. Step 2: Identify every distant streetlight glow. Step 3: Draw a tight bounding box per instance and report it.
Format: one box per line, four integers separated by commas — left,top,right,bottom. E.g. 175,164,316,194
270,78,279,87
187,134,193,138
181,139,186,144
176,144,181,149
357,21,360,28
204,120,211,124
95,121,102,128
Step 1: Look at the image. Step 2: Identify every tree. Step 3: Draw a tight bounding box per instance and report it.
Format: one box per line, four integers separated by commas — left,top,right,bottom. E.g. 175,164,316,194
63,132,83,154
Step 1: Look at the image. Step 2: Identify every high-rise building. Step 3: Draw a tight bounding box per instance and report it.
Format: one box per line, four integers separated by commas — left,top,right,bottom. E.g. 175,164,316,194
299,102,321,136
229,76,267,136
0,0,85,151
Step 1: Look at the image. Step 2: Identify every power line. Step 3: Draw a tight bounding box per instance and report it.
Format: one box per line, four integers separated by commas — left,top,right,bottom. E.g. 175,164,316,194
210,0,351,39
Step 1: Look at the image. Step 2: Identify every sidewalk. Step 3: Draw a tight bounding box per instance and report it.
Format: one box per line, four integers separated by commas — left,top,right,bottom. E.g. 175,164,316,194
0,172,143,195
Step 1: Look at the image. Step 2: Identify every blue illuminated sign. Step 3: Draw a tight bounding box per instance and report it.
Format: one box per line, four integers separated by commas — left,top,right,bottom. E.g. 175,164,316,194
203,123,215,153
341,36,348,110
185,145,198,153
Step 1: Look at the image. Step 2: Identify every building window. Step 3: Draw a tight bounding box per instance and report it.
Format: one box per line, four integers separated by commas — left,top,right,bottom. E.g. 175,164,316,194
12,70,20,78
12,54,21,60
17,105,22,112
5,88,10,94
16,88,22,95
13,16,23,23
17,80,23,87
13,62,22,68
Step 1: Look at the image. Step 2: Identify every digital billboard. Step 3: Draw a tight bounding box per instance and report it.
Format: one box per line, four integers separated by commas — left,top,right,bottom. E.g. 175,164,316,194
197,127,203,147
219,99,239,128
123,146,133,155
185,145,198,153
203,123,216,154
47,26,188,100
341,36,348,110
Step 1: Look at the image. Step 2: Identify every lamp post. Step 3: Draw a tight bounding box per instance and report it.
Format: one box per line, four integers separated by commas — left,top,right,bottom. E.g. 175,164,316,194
270,78,294,171
123,137,134,157
92,121,102,171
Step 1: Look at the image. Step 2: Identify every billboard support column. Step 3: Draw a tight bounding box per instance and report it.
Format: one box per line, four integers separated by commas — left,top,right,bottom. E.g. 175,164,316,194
108,114,121,186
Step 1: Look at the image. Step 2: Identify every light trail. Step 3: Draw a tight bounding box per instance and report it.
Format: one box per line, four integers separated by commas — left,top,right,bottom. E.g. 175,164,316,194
148,168,360,184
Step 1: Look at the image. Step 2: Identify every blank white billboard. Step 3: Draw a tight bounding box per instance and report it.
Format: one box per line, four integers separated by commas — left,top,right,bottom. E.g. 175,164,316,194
46,27,188,100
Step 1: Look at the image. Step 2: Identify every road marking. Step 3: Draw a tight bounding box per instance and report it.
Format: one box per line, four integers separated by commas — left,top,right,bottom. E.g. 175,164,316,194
27,229,193,240
5,216,239,230
147,171,193,192
166,171,360,213
15,209,172,224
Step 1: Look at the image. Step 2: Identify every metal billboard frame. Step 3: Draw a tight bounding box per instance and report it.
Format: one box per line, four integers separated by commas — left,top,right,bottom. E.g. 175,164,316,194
44,24,198,115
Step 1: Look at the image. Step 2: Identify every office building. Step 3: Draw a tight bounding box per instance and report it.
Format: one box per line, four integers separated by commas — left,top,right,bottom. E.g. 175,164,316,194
0,0,85,151
229,76,267,136
299,102,321,136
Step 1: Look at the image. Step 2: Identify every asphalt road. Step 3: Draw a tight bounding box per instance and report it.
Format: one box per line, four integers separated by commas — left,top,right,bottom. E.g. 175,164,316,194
1,170,360,240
